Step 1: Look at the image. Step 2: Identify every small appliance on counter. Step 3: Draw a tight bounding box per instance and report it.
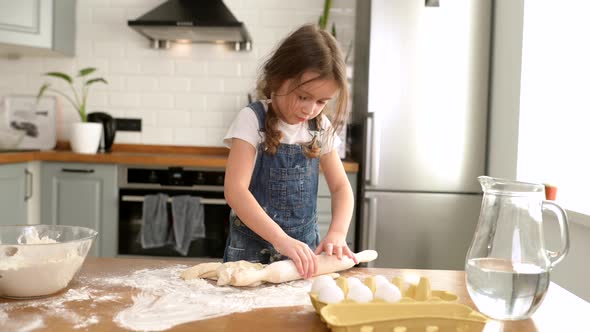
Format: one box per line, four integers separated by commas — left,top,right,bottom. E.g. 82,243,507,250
0,95,57,151
87,112,116,153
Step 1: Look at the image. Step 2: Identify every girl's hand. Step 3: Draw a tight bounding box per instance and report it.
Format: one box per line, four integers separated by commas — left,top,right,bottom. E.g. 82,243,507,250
273,235,318,279
314,232,359,264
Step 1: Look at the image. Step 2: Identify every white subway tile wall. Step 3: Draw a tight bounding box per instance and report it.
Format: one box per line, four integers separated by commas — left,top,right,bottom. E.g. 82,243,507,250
0,0,356,147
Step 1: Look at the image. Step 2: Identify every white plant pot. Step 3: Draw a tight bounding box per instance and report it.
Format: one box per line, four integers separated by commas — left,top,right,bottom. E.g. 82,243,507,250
70,122,102,154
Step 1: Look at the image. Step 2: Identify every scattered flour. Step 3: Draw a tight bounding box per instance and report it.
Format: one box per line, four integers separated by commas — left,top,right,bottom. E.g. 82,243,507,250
0,286,119,330
1,264,316,332
74,315,100,329
91,265,314,331
1,315,46,332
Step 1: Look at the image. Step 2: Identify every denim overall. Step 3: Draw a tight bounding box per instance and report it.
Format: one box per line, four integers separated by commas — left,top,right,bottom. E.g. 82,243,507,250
223,101,321,263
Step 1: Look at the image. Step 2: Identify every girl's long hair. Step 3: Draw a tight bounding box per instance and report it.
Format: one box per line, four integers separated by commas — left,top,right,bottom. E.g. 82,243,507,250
256,24,349,158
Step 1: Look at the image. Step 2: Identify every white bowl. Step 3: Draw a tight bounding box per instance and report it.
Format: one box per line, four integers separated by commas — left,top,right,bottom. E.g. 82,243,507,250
0,225,97,298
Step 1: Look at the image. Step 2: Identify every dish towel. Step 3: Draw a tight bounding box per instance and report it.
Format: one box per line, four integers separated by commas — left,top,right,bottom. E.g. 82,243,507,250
140,193,170,249
170,195,205,256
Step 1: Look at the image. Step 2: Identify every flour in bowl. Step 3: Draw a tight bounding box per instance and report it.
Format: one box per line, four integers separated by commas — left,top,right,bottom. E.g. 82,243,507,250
0,227,86,298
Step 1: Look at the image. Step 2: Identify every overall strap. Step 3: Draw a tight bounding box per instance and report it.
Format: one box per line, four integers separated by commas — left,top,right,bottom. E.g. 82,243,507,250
248,101,266,131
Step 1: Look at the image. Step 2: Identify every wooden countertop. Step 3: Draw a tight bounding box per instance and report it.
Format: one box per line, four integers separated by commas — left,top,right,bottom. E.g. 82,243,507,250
0,143,359,172
1,257,587,331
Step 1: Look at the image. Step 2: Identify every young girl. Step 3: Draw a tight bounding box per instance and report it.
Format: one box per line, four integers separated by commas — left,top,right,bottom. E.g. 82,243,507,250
223,24,357,279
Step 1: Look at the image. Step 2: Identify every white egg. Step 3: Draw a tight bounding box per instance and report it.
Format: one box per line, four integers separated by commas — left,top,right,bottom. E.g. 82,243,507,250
373,275,391,288
374,282,402,303
347,284,373,303
346,276,363,288
318,283,345,303
311,275,336,294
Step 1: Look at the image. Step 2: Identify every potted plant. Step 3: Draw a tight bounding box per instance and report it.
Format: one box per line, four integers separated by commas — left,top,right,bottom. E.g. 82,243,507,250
318,0,336,37
37,67,108,154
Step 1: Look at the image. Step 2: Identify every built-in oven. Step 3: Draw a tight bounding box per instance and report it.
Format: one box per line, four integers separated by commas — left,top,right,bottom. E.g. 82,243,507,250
117,165,230,258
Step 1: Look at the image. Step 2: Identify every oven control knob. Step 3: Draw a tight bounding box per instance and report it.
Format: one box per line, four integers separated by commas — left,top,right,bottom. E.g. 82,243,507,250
196,172,206,185
148,171,158,183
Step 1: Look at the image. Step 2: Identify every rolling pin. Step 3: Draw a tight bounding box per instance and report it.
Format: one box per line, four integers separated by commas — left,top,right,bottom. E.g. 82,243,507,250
231,250,378,286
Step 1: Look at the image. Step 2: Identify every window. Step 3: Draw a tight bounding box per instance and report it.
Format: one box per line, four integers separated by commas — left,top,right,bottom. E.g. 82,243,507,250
517,1,590,215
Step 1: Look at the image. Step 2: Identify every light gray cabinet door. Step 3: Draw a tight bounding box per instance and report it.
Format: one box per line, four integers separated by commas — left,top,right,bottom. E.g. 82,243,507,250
0,163,31,225
41,162,117,257
0,0,76,57
317,172,357,250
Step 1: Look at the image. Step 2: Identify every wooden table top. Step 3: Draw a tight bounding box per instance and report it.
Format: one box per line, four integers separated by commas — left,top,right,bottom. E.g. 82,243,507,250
1,257,587,331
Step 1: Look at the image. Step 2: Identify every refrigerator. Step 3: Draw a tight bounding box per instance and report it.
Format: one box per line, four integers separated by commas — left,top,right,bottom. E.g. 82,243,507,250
351,0,492,270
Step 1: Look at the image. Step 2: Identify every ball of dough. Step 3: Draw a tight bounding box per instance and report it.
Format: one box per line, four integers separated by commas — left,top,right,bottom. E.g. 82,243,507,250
373,275,391,288
311,275,336,294
347,283,373,303
346,277,363,288
318,283,345,304
374,282,402,303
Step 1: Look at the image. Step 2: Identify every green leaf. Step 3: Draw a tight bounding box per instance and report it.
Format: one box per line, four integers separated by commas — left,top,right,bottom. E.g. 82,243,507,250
322,0,332,28
79,103,86,122
44,72,73,84
331,22,337,38
323,0,333,16
85,78,108,86
37,83,50,100
78,67,96,77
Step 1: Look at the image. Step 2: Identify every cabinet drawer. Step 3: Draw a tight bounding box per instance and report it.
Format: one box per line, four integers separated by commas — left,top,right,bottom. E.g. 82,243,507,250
318,223,330,240
318,173,358,197
318,174,330,196
317,197,331,214
318,213,331,225
316,171,357,251
317,223,355,249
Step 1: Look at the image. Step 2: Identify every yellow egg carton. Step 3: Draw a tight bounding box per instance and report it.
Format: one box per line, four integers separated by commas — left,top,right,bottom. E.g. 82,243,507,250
309,276,488,332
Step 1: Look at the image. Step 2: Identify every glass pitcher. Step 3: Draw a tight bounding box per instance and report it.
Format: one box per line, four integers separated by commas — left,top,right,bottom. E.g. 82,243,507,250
465,176,570,320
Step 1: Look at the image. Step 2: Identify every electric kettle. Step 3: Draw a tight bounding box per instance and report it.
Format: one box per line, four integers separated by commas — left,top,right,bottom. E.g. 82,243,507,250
87,112,116,152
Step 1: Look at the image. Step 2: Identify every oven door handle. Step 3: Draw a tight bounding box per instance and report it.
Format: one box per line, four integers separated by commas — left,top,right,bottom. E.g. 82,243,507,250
121,195,227,205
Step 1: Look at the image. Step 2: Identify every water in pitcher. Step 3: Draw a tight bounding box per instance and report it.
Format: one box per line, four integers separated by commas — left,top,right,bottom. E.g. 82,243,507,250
466,257,550,320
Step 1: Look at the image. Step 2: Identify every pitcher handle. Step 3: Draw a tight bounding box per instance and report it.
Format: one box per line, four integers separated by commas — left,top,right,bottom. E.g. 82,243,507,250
543,201,570,268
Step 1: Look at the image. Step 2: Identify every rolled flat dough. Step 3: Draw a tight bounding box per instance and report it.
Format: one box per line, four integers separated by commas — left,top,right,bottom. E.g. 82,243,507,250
216,261,265,286
180,262,221,280
180,250,378,287
181,261,265,286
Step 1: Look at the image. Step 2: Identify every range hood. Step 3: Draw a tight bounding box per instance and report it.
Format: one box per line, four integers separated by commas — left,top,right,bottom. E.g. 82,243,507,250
128,0,252,51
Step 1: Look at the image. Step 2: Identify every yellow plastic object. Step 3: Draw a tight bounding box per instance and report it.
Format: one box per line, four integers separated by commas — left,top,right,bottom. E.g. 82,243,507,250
309,276,487,332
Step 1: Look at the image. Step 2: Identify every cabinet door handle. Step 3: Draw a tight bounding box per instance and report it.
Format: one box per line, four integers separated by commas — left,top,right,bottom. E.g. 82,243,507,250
364,113,373,185
361,196,378,268
24,169,33,201
61,168,95,174
364,113,380,187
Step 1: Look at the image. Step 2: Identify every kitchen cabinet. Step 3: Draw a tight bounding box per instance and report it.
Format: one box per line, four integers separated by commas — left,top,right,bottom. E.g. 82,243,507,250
0,163,32,225
317,172,357,250
0,0,76,57
41,162,118,257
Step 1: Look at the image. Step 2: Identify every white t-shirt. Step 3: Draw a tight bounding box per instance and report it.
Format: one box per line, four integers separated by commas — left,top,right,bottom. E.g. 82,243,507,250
223,100,341,155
